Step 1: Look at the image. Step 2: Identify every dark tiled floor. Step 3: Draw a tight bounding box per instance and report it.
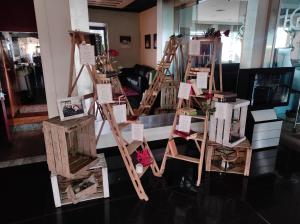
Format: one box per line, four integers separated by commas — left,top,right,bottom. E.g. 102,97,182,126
1,157,300,224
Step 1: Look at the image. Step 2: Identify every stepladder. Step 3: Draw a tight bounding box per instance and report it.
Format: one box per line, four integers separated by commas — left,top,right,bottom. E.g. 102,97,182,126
160,36,224,186
137,35,183,115
100,102,161,201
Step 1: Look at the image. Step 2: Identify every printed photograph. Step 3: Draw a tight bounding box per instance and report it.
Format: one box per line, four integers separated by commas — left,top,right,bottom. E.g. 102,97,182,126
57,96,87,121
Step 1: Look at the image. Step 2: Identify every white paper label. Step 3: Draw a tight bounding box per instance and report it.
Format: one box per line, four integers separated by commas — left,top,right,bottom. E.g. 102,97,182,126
79,44,95,65
132,123,144,141
196,72,208,89
113,104,127,123
215,102,229,120
189,40,201,56
97,84,113,104
178,82,191,100
178,115,191,133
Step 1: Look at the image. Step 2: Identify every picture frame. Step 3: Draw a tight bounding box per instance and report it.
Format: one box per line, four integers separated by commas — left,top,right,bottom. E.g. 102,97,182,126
145,34,151,49
120,35,131,49
153,33,157,49
57,96,87,121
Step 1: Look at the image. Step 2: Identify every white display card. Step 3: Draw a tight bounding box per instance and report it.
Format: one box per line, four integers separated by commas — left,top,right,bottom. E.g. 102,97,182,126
189,40,201,56
79,44,96,65
113,104,127,123
178,82,191,99
215,102,229,120
196,72,208,89
131,123,144,141
97,84,113,104
178,115,192,133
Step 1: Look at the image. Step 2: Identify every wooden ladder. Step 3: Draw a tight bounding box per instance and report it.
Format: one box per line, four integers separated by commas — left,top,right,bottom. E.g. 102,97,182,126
137,35,183,115
160,36,223,186
101,103,161,201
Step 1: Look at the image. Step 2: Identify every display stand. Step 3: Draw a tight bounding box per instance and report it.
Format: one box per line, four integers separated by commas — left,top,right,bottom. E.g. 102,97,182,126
160,36,223,186
100,102,161,201
137,35,183,115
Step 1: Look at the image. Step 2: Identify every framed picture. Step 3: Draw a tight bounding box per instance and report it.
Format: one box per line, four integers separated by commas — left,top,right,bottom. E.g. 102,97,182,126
57,96,87,121
145,34,151,49
153,33,157,49
120,35,131,48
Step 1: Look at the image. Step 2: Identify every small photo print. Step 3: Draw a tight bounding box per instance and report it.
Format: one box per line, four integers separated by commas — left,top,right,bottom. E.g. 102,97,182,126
145,34,151,49
57,96,87,121
120,35,131,48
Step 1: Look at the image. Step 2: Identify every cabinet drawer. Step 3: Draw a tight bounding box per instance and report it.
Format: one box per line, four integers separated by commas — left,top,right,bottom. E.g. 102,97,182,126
253,121,282,132
252,138,280,150
252,129,281,141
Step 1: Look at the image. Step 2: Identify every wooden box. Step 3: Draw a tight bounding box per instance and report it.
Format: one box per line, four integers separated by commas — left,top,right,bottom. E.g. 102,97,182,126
43,116,97,179
205,140,252,176
66,174,98,204
50,153,110,207
209,99,250,147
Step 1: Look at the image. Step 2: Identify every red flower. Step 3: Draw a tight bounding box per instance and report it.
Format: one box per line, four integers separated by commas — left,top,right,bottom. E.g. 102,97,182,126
108,49,119,57
223,30,230,37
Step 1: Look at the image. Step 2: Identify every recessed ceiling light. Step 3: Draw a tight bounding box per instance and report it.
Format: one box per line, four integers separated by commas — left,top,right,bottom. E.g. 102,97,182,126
216,9,225,12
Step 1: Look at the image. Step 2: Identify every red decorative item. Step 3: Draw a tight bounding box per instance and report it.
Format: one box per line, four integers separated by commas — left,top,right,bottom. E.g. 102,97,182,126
205,93,214,100
214,30,221,38
108,49,119,57
136,148,153,167
223,30,230,37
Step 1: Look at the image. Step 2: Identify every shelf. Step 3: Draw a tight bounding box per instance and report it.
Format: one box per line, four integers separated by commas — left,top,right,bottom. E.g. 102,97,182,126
69,153,97,175
167,153,199,164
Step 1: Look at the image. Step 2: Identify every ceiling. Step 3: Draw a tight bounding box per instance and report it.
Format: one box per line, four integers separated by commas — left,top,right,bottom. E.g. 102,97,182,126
88,0,157,12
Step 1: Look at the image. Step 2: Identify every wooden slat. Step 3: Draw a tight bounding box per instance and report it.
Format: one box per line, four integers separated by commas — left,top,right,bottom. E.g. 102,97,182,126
127,141,143,155
167,153,199,164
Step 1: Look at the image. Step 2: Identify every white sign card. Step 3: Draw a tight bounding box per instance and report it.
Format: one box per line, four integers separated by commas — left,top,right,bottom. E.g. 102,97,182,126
178,115,192,133
97,84,113,104
113,104,127,123
79,44,96,65
131,123,144,141
189,40,201,56
196,72,208,89
215,102,229,120
178,82,191,99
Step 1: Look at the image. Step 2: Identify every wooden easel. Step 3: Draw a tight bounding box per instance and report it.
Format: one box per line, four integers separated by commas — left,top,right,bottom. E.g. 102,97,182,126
68,30,133,143
160,37,223,186
137,35,183,115
101,102,161,201
68,30,133,116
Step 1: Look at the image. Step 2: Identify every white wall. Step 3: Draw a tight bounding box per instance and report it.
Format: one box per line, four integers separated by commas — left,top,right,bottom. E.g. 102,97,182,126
34,0,90,118
139,6,157,67
89,8,140,68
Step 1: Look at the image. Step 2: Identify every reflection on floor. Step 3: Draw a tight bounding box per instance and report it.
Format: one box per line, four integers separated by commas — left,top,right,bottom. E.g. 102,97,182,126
1,159,300,224
0,130,46,168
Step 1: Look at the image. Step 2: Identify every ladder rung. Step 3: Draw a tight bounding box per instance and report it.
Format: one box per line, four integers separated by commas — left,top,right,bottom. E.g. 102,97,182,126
141,104,151,108
152,91,158,96
167,153,199,164
190,115,206,120
186,133,204,141
190,68,211,72
127,141,143,155
190,94,206,98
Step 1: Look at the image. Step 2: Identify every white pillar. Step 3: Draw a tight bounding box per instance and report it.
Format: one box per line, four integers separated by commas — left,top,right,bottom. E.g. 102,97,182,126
157,0,174,63
240,0,270,68
33,0,90,118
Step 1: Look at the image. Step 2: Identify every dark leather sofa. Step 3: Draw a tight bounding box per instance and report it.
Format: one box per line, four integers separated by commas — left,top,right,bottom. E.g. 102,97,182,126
119,64,154,94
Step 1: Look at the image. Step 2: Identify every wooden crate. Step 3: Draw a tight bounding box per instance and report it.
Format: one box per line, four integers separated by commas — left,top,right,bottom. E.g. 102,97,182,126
43,116,97,179
205,140,252,176
50,153,109,207
209,99,250,147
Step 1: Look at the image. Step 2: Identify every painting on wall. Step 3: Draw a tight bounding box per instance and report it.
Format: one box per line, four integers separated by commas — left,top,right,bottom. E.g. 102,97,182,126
120,35,131,48
153,33,157,49
145,34,151,49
